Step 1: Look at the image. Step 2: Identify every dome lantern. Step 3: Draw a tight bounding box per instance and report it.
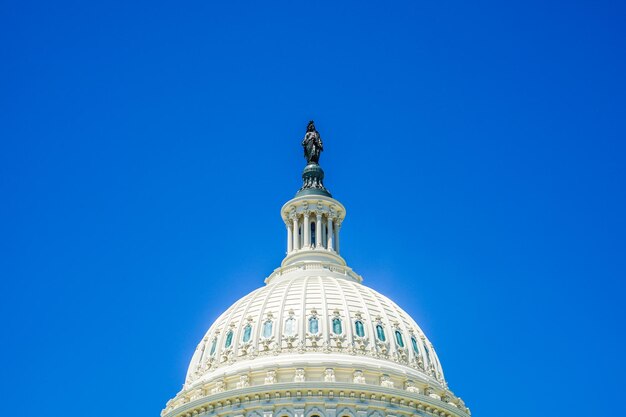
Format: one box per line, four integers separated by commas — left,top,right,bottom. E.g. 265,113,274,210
280,121,346,267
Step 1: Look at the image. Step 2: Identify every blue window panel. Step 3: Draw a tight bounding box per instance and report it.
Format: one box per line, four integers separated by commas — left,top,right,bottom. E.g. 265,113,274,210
411,337,419,354
209,338,217,355
355,320,365,337
309,317,319,334
395,330,404,347
284,317,296,335
224,331,233,348
242,324,252,343
376,324,386,341
263,320,273,338
332,318,342,334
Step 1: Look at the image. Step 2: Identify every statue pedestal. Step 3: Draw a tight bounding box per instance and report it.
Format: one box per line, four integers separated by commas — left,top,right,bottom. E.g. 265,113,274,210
296,163,331,197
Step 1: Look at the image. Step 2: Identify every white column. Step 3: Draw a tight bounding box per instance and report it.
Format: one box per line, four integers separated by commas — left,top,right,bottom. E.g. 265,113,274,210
303,212,310,248
315,212,323,248
327,216,334,251
334,220,341,254
292,216,300,251
286,222,293,253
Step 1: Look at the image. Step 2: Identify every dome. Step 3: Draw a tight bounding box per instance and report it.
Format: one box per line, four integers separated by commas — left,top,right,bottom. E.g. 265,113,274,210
185,266,445,387
163,122,469,417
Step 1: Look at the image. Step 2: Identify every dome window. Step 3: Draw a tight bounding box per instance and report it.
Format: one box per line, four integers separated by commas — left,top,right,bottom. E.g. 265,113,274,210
355,320,365,337
309,317,319,334
395,330,404,347
376,324,386,342
224,330,233,348
262,320,273,338
411,336,420,354
242,324,252,343
284,317,296,336
209,338,217,356
332,317,342,335
424,343,431,362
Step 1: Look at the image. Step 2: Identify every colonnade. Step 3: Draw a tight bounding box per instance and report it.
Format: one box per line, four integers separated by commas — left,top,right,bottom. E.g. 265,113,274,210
285,212,341,254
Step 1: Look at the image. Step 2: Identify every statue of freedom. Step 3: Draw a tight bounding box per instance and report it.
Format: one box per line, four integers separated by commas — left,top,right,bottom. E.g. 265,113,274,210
302,120,323,164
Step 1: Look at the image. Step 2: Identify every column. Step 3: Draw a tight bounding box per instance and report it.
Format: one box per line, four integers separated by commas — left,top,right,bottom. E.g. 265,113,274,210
327,216,334,251
292,216,300,251
303,212,310,248
334,220,341,254
286,222,293,253
315,212,323,248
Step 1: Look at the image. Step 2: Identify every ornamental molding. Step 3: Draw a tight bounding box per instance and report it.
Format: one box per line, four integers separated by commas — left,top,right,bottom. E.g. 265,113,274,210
193,330,439,385
280,196,346,223
162,381,470,417
264,370,277,384
324,368,335,382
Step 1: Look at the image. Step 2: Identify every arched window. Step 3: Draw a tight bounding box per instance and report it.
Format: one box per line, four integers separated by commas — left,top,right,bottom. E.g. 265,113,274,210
411,336,420,355
376,324,386,342
209,338,217,355
424,344,431,362
309,317,319,334
332,317,342,335
355,320,365,337
242,324,252,343
224,330,233,348
284,317,296,336
395,330,404,347
263,320,273,338
311,221,316,246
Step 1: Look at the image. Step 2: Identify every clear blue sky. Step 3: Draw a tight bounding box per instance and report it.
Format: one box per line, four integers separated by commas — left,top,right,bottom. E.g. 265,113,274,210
1,1,625,416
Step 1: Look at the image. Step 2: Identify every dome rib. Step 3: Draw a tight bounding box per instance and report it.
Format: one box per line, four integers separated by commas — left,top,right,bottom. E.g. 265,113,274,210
319,275,329,347
299,277,309,344
363,284,397,355
332,275,354,346
251,277,276,345
233,283,266,357
274,274,299,347
217,289,253,360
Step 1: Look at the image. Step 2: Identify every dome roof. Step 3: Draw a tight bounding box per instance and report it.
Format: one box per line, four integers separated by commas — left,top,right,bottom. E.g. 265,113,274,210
163,122,469,417
185,264,446,389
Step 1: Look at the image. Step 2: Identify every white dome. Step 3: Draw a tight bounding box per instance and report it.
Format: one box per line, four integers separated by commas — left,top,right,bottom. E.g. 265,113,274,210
185,265,446,389
163,126,469,417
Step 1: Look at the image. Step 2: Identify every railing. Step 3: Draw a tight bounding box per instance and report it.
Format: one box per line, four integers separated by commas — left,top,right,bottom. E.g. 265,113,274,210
265,262,363,284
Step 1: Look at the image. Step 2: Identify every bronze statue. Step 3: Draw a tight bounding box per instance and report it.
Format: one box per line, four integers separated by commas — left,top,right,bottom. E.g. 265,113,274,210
296,120,331,197
302,120,323,164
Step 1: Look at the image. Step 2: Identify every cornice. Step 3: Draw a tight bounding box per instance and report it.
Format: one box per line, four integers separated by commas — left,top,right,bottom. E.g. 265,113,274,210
164,382,470,417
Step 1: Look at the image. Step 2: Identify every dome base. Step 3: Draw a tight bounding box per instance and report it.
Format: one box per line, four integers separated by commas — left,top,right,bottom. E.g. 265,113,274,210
281,248,346,267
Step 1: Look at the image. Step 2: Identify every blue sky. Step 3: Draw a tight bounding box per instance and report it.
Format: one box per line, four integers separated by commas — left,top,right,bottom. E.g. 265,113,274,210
1,1,625,416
